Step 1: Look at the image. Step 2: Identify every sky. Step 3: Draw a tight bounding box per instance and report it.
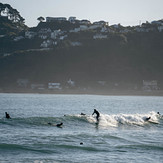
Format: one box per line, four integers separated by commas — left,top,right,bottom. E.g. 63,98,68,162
1,0,163,27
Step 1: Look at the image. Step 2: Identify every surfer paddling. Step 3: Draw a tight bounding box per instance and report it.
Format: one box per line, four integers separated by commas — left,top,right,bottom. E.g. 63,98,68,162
56,123,63,127
92,109,100,122
48,122,63,127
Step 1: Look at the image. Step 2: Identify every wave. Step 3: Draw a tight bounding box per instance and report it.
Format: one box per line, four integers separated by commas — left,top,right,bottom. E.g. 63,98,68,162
0,111,162,128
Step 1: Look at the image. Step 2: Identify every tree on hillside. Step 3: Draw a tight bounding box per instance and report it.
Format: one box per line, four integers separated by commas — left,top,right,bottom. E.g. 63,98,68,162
0,3,25,24
37,16,45,23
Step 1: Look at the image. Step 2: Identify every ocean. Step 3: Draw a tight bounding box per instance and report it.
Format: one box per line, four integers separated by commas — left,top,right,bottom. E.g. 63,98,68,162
0,93,163,163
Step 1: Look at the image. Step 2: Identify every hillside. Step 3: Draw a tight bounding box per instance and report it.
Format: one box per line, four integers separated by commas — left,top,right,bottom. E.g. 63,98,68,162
0,3,163,94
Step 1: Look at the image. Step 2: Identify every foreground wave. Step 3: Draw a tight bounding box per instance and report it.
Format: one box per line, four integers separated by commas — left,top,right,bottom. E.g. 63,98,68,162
0,111,162,128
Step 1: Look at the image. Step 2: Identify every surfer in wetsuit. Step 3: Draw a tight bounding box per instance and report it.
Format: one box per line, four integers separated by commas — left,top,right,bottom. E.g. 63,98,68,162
92,109,100,122
56,122,63,127
80,113,86,115
5,112,11,119
48,122,63,127
145,117,151,121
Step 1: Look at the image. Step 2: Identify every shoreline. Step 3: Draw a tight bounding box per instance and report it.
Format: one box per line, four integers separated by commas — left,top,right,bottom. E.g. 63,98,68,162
0,89,163,96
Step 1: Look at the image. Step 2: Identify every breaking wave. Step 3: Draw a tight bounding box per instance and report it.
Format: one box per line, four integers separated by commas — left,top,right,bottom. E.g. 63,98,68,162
0,111,162,128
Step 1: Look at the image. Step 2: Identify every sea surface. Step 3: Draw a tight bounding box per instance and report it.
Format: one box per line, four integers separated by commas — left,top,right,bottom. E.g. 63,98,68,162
0,93,163,163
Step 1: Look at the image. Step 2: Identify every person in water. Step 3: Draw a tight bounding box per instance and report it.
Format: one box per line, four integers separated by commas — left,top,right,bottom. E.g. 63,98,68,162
92,109,100,122
80,113,86,115
48,122,63,127
5,112,11,119
145,117,151,121
56,122,63,127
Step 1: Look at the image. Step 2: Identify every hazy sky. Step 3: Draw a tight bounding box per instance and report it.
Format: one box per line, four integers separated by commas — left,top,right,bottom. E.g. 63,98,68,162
1,0,163,27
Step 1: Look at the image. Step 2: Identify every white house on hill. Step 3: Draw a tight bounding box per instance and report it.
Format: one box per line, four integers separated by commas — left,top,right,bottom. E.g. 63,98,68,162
46,17,67,22
48,83,62,90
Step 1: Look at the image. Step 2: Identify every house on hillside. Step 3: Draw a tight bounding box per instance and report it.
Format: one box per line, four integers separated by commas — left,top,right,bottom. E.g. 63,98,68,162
14,36,24,41
31,84,45,90
93,21,108,26
48,83,62,90
46,17,67,22
25,31,37,39
134,27,146,32
93,34,107,39
17,79,29,88
97,81,106,86
67,79,75,87
101,26,108,33
142,80,159,91
158,25,163,32
79,20,91,25
51,29,63,39
69,28,80,33
89,24,103,30
68,17,76,23
80,25,89,31
38,28,52,34
70,41,82,46
151,20,163,25
40,39,53,48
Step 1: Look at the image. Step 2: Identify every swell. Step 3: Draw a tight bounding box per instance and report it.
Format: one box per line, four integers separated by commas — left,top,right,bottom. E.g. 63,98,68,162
0,111,162,128
116,144,163,151
0,143,56,154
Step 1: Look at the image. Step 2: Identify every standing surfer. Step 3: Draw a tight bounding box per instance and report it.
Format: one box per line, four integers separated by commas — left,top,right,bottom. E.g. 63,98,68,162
92,109,100,122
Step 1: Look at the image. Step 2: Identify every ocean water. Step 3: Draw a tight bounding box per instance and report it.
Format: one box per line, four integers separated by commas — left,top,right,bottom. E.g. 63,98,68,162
0,93,163,163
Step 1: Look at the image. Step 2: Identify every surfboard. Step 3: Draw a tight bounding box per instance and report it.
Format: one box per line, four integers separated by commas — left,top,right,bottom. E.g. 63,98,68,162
148,120,159,124
95,122,99,125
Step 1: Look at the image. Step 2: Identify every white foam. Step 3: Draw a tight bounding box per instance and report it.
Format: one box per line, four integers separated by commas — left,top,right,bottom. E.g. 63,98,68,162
87,111,159,127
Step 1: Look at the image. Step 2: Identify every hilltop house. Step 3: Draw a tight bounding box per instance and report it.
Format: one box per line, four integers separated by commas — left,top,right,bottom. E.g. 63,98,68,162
46,17,67,22
79,19,91,25
93,21,108,26
68,17,76,23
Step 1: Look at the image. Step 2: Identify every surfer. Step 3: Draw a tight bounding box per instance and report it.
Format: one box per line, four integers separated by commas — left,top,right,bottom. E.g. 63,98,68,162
48,122,63,127
145,117,151,121
56,123,63,127
80,113,86,115
5,112,11,119
92,109,100,122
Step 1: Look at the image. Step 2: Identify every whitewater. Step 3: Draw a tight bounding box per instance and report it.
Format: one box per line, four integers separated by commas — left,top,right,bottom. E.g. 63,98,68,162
0,93,163,163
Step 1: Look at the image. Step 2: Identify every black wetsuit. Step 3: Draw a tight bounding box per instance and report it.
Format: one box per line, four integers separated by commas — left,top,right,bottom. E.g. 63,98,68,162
92,109,100,122
145,117,151,121
56,123,63,127
5,112,11,119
